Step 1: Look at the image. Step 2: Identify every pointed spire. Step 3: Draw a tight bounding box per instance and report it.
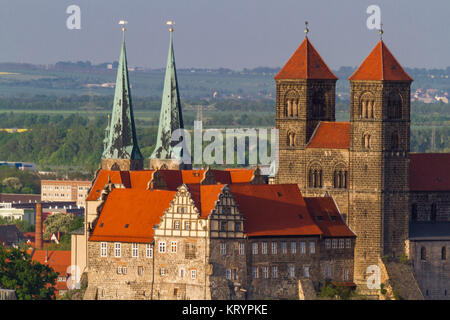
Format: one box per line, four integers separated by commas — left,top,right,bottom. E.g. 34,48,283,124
102,22,143,161
274,36,337,80
151,21,185,161
349,40,413,81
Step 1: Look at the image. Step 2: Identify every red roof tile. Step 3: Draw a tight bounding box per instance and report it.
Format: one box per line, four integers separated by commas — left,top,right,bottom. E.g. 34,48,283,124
229,184,323,237
274,37,337,80
89,189,176,243
225,169,254,183
349,40,412,81
410,153,450,191
31,250,71,276
304,197,355,237
186,184,225,219
307,122,351,149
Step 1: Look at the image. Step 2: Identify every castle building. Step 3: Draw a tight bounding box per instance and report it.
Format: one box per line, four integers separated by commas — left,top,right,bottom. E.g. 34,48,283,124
73,25,450,300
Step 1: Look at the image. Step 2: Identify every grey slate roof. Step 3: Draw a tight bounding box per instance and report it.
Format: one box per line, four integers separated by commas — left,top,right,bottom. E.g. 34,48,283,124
409,221,450,240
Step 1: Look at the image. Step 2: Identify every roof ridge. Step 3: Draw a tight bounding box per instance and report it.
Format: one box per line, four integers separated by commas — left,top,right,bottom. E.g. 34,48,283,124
380,40,385,80
306,121,322,147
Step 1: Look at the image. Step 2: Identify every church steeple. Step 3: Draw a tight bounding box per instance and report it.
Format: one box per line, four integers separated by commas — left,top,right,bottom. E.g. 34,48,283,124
101,22,143,171
150,22,189,170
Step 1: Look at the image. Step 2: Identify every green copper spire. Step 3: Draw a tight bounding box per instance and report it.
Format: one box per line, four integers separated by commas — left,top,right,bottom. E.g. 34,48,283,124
102,29,142,161
151,25,185,161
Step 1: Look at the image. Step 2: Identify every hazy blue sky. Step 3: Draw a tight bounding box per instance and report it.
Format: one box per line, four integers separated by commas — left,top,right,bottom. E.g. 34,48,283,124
0,0,449,69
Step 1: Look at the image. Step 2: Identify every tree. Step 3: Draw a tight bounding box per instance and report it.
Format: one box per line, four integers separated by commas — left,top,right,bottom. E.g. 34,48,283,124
43,213,74,239
0,246,57,300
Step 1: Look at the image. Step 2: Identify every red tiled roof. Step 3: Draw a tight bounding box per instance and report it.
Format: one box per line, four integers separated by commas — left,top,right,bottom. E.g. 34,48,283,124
274,37,337,80
229,184,323,237
304,197,356,237
410,153,450,191
31,250,71,276
89,189,176,243
186,184,225,219
225,169,254,183
307,122,351,149
349,40,412,81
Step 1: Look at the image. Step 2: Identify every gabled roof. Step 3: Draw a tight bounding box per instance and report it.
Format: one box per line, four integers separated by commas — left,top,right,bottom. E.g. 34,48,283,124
274,37,337,80
410,153,450,191
186,184,225,219
307,122,351,149
229,184,322,237
89,189,176,243
304,197,356,238
349,40,413,81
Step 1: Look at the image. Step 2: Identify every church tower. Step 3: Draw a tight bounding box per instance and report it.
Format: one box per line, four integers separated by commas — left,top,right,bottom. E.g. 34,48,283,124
348,37,413,287
150,23,190,170
101,25,143,171
275,27,337,184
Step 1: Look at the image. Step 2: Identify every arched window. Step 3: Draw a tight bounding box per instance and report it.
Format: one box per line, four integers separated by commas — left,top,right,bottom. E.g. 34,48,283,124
388,92,402,119
411,203,418,221
308,164,322,188
442,246,447,260
431,203,437,221
287,131,296,147
285,91,299,118
420,247,426,261
312,91,325,118
333,165,348,189
363,134,371,149
360,92,375,119
391,131,399,150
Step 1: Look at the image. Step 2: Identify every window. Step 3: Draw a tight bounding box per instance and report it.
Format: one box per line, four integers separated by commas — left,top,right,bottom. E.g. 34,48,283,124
191,270,197,279
346,239,351,249
235,222,241,232
300,242,306,254
360,93,375,119
442,246,447,260
253,266,259,279
179,268,185,278
160,268,166,276
344,268,349,281
146,244,153,258
325,265,332,278
220,221,227,231
185,243,196,259
100,242,107,257
431,204,437,221
388,92,402,119
262,242,268,254
122,267,127,275
271,266,278,278
391,132,399,150
333,169,348,189
262,266,269,279
185,221,190,230
271,242,277,254
132,243,138,258
226,269,231,280
114,243,121,257
174,220,180,230
282,242,287,254
325,239,331,249
220,243,227,255
291,242,296,254
339,239,345,249
308,168,323,188
117,266,122,274
159,241,166,253
332,239,338,249
309,242,315,254
289,265,295,278
138,266,143,276
420,247,426,261
252,243,258,255
239,243,245,255
171,241,177,253
363,134,371,149
304,266,310,278
233,269,237,280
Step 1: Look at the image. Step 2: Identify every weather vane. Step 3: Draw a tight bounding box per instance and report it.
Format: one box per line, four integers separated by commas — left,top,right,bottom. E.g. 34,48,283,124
119,20,128,32
166,20,175,32
304,21,309,38
379,23,384,40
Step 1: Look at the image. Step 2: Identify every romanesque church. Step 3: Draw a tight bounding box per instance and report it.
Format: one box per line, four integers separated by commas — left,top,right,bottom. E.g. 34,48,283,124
71,26,450,300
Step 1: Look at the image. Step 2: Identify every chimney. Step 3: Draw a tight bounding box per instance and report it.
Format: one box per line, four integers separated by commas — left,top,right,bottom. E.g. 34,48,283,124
45,250,48,263
35,202,43,250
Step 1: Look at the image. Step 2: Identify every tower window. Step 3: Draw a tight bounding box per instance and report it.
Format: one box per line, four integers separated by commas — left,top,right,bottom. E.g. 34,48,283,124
391,132,399,150
442,247,447,260
308,166,323,188
360,93,375,119
312,91,325,118
388,92,402,119
363,134,371,149
420,247,426,261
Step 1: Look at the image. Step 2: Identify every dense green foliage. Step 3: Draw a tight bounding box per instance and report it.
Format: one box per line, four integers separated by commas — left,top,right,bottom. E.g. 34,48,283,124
0,246,57,300
0,166,40,194
0,216,34,233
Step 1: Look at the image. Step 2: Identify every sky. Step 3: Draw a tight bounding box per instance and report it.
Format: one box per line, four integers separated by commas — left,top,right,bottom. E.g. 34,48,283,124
0,0,449,70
